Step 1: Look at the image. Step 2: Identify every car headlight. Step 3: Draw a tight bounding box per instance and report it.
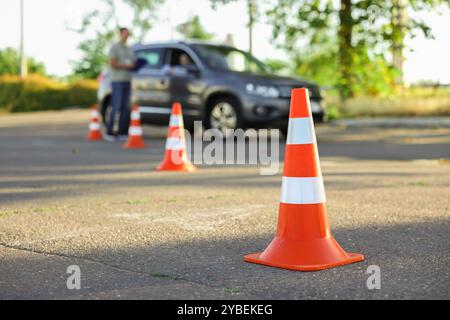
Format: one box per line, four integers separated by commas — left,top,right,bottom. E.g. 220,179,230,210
246,83,280,98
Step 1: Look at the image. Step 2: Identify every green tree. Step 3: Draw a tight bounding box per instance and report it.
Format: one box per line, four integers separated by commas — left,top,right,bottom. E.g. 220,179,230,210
69,0,164,79
267,0,448,99
177,15,214,40
71,35,112,80
123,0,165,42
391,0,407,84
0,47,46,76
264,58,290,74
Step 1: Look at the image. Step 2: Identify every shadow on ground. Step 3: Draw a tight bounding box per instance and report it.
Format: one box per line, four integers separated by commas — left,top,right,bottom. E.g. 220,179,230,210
0,219,449,299
1,116,449,299
2,122,449,205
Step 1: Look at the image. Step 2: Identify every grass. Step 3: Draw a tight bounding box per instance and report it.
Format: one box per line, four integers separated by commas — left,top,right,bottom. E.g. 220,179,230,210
0,209,22,218
383,181,429,188
150,273,184,281
207,194,224,200
408,181,428,187
124,199,149,205
224,287,241,295
323,86,450,119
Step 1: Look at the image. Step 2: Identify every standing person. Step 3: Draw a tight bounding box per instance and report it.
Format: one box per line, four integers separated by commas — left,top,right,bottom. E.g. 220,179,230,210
106,27,136,141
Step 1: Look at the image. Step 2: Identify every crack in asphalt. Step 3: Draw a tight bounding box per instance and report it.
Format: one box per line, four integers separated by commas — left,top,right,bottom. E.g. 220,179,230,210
0,242,264,299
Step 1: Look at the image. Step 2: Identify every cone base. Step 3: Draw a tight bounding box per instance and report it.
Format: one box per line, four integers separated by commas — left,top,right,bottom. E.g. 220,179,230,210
156,160,197,172
244,252,363,271
123,141,147,149
87,132,102,141
244,237,364,272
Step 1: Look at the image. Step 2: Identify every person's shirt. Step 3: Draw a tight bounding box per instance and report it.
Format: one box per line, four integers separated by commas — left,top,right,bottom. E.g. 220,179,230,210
109,42,136,82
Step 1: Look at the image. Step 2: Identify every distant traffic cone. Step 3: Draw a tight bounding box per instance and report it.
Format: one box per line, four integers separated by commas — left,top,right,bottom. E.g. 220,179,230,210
86,104,103,141
123,104,147,149
244,88,364,271
156,102,196,172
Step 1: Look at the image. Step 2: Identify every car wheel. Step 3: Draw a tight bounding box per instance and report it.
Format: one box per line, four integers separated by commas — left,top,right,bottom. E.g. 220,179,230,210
313,112,325,123
205,97,243,135
101,100,111,125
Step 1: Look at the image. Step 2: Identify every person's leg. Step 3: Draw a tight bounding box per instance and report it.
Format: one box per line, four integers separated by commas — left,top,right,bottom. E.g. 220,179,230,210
118,82,131,136
108,82,121,136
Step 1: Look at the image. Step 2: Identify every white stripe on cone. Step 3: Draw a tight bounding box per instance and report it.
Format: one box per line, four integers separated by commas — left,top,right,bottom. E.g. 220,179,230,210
128,126,143,136
280,177,326,204
91,110,99,118
166,137,185,150
131,111,140,120
286,117,316,145
89,123,100,131
169,115,183,127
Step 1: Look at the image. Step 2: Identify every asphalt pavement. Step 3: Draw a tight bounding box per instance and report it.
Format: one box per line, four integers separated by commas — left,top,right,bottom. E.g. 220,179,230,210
0,110,449,299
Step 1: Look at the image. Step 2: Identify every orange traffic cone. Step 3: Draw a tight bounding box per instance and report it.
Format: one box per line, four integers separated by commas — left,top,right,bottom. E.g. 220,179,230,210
123,104,147,149
244,88,364,271
156,102,196,172
86,104,103,141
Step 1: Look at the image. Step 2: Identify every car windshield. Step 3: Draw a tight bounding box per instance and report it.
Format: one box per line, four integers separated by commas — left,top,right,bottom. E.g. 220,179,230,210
192,44,269,74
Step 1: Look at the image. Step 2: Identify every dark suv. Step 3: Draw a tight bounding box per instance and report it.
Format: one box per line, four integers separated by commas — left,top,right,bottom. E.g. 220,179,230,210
97,40,324,133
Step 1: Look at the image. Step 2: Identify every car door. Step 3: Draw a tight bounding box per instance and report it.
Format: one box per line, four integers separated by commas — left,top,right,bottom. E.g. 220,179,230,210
167,47,204,118
132,47,171,112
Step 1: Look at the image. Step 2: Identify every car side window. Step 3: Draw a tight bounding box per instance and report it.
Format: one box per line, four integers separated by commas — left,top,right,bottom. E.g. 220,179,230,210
167,48,196,67
135,48,164,70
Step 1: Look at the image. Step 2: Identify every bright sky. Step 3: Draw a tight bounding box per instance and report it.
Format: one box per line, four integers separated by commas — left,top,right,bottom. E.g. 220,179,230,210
1,0,449,84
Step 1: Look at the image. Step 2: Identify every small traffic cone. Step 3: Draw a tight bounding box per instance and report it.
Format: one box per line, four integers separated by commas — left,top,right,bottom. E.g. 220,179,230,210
244,88,364,271
123,104,147,149
86,104,103,141
156,102,196,172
